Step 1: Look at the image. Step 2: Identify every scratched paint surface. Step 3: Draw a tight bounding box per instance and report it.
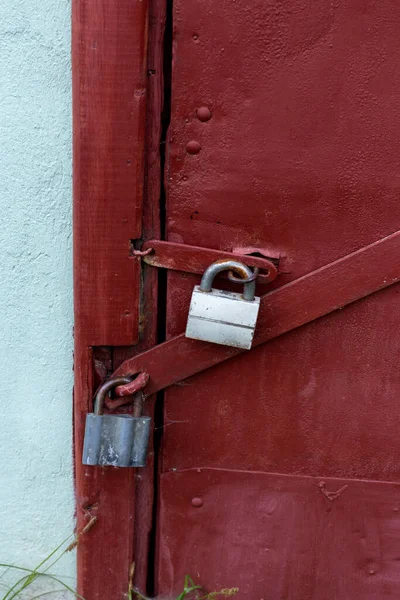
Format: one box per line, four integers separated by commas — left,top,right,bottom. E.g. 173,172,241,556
158,1,400,597
159,469,400,598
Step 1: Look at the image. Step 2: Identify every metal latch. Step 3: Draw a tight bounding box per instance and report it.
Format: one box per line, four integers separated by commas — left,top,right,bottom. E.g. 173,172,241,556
132,239,279,284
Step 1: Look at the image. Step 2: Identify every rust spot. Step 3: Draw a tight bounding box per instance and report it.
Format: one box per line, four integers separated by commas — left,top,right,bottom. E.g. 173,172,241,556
211,259,250,280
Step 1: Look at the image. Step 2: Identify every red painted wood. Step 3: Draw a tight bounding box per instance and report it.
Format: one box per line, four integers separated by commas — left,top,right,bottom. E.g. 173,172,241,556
120,0,166,591
72,0,149,597
113,231,400,395
73,0,147,347
142,239,278,283
158,469,400,599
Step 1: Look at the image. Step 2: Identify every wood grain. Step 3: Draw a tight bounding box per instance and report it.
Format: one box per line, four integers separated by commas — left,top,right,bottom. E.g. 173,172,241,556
73,0,149,597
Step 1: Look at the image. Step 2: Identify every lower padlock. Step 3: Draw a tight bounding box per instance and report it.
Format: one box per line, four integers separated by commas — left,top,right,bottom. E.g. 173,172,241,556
82,376,151,468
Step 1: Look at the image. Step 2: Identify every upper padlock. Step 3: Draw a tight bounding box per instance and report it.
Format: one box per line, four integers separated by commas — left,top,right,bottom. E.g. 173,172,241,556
82,376,151,468
185,260,260,349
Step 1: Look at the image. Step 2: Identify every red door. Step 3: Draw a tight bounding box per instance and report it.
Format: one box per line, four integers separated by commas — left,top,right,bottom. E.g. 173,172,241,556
73,1,400,598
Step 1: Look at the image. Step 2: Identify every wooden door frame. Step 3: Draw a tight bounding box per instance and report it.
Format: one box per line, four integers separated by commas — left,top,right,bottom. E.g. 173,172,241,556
72,0,165,597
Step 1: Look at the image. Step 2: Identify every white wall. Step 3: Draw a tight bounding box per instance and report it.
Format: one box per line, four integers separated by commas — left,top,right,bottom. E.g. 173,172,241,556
0,0,75,595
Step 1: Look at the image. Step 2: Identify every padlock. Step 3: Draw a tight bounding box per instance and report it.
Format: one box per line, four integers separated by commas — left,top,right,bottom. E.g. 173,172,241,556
185,260,260,349
82,376,151,467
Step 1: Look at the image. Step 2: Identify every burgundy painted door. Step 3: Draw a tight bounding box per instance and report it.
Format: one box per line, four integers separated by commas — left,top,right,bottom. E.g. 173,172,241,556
156,1,400,598
73,1,400,599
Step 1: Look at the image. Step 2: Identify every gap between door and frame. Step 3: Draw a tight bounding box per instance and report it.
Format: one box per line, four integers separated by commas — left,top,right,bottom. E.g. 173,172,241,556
146,0,173,595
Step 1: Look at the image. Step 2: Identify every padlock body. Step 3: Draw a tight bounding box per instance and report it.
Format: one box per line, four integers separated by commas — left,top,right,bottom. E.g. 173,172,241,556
185,286,260,349
82,413,151,467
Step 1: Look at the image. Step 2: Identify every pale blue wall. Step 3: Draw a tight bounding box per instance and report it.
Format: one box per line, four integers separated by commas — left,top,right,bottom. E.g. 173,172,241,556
0,0,75,594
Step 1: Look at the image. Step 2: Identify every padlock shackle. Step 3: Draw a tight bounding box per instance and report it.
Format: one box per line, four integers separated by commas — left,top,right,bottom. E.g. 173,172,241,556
94,376,133,415
199,260,256,301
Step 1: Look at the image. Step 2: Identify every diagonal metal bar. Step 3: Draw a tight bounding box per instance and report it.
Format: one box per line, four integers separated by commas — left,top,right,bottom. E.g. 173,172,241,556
113,231,400,396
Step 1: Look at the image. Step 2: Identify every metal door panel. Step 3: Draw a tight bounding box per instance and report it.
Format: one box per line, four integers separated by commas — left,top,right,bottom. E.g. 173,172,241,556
158,469,400,599
163,284,400,481
159,0,400,596
166,0,400,283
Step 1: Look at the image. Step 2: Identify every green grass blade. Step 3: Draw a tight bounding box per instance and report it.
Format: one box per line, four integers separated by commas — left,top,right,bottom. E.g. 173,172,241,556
34,534,73,573
1,532,77,600
29,590,76,599
32,533,76,580
1,571,38,600
0,566,84,600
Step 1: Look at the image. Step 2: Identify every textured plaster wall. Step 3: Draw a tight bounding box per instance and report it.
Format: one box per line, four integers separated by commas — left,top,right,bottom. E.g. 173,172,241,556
0,0,75,594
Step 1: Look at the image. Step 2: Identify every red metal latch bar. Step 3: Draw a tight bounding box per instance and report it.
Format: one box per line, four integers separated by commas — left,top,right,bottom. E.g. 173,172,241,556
137,240,279,284
111,231,400,403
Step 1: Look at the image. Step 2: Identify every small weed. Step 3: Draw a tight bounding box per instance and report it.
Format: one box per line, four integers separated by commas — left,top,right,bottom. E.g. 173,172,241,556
0,521,93,600
132,574,238,600
1,532,238,600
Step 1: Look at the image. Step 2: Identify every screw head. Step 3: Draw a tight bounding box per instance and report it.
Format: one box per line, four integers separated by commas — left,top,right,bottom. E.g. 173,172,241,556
186,140,202,155
196,107,212,122
191,497,204,507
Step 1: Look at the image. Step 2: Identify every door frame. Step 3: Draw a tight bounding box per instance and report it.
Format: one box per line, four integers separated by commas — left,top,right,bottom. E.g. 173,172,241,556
72,0,165,596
